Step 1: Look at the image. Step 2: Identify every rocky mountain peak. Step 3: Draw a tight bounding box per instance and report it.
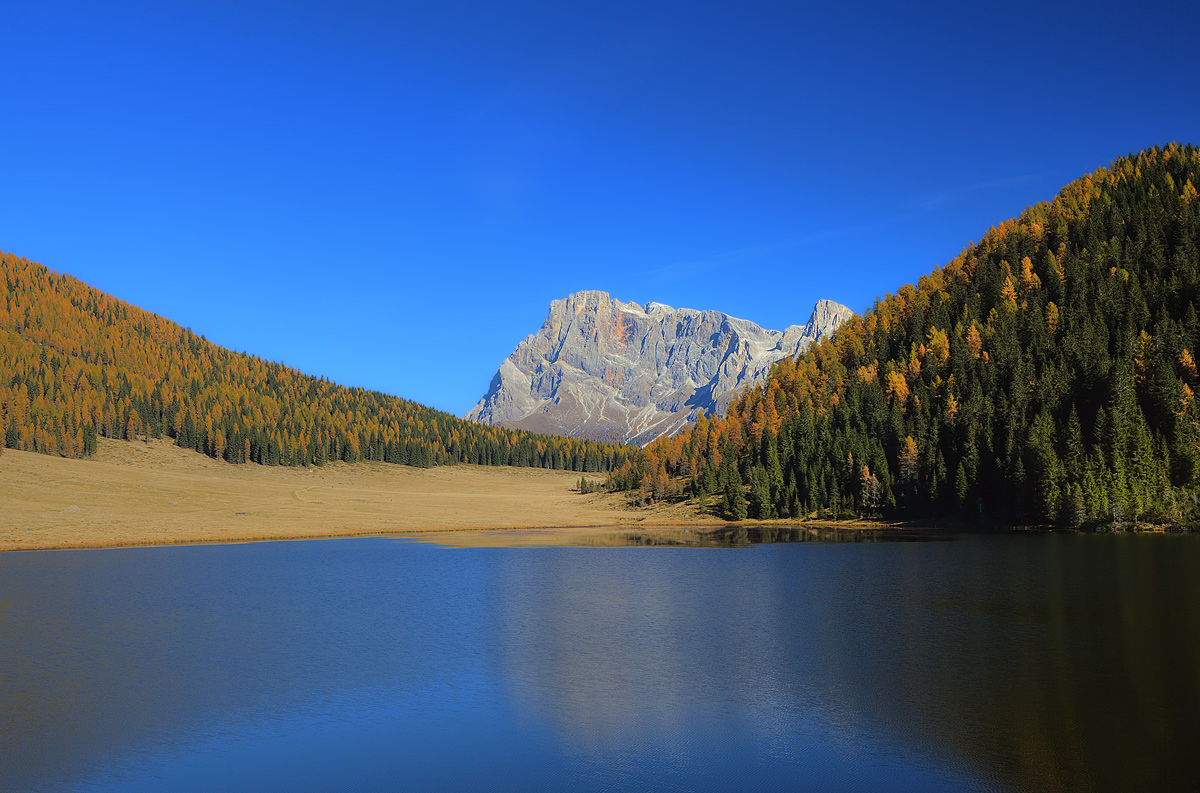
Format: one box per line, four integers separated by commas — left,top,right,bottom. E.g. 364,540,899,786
466,291,853,446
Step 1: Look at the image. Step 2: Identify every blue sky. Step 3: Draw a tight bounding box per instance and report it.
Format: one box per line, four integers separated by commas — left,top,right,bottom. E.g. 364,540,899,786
3,0,1197,416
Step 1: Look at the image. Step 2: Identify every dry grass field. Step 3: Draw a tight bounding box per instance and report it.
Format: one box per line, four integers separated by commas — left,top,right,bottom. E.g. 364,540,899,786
0,438,723,551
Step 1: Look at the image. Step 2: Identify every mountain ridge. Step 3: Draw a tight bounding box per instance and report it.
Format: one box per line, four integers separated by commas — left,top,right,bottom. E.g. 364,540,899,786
624,144,1200,527
0,253,636,472
466,291,852,445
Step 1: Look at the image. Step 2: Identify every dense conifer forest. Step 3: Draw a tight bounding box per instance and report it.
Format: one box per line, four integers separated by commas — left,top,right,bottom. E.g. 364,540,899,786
614,145,1200,527
0,255,634,472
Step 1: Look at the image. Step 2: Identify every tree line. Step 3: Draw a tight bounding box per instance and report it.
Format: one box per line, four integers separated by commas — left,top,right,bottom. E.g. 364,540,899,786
612,144,1200,527
0,253,635,473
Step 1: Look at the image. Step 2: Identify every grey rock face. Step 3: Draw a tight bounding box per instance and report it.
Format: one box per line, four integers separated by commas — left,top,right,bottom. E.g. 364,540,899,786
466,291,853,446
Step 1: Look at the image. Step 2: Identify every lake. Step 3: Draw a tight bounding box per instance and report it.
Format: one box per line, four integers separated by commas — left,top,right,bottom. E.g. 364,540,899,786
1,532,1197,792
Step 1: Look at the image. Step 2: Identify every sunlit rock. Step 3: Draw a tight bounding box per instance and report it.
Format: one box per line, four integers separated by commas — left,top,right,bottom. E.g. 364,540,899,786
466,291,852,445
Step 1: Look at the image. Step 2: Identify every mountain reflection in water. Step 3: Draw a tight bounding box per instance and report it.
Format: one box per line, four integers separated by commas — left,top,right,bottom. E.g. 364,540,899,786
0,533,1196,792
426,524,952,548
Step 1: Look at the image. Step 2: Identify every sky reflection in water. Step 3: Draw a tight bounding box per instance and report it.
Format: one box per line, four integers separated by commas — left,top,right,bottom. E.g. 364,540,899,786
0,533,1196,792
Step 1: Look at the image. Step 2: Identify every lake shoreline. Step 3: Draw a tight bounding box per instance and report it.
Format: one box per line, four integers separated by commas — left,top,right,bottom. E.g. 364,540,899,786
0,438,723,552
3,439,1191,553
8,517,1190,554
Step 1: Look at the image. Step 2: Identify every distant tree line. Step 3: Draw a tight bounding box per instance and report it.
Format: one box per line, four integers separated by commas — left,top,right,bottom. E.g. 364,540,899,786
0,253,635,473
611,144,1200,527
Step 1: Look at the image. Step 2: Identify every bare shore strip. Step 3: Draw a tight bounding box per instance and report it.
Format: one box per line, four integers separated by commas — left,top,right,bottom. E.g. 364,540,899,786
1,438,729,552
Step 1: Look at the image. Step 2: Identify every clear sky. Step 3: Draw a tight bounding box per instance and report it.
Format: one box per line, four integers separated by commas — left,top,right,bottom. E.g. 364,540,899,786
3,1,1197,416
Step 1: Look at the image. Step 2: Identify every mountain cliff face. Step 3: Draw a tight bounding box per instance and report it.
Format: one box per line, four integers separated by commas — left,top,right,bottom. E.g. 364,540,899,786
465,291,853,445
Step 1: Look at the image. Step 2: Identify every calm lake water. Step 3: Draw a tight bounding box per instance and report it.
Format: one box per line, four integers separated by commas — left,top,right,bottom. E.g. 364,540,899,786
1,532,1197,792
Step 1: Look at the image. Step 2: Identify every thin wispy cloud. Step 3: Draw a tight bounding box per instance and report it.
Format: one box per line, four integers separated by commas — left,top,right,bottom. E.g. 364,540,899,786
913,172,1043,211
650,173,1045,291
648,223,876,281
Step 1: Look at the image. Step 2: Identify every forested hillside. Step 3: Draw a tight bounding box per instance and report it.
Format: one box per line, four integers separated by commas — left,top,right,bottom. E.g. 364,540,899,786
617,145,1200,527
0,254,634,472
